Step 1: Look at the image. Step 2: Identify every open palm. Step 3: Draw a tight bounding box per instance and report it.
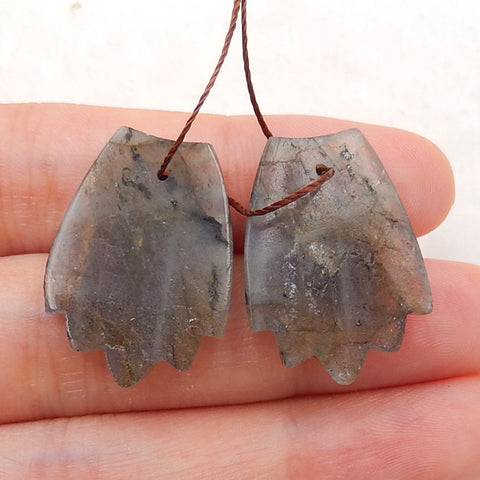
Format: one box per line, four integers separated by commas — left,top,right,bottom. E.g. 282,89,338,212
0,104,479,479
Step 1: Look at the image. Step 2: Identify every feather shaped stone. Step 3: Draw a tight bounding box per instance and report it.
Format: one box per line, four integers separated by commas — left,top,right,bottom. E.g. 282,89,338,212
45,127,233,387
245,129,432,385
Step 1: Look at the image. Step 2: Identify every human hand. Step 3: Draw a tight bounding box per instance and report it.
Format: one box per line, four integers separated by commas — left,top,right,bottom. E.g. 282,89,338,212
0,104,478,479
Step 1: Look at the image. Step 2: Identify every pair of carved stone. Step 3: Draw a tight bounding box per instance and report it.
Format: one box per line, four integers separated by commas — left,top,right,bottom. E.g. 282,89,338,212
45,127,431,387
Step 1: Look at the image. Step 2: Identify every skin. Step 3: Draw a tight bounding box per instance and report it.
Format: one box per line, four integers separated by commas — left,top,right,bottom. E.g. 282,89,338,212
0,103,478,479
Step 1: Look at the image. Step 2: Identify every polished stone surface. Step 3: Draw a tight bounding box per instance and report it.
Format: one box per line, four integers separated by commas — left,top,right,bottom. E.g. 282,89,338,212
45,127,233,387
245,129,432,385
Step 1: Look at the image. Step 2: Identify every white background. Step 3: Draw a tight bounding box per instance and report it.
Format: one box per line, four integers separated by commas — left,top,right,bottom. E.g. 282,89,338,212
1,0,479,264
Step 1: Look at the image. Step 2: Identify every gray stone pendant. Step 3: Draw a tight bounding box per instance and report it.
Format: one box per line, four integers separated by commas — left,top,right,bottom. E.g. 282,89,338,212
245,129,432,385
45,127,233,387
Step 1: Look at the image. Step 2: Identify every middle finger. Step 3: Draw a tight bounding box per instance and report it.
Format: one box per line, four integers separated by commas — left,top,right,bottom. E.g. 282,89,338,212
0,254,479,424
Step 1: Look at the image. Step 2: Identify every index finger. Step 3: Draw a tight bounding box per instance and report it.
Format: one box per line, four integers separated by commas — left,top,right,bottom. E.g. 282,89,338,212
0,103,454,256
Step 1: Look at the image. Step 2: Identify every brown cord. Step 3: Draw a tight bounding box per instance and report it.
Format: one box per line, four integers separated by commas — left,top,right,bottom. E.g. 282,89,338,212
240,0,273,138
228,165,334,216
159,0,334,216
230,0,334,216
157,0,242,179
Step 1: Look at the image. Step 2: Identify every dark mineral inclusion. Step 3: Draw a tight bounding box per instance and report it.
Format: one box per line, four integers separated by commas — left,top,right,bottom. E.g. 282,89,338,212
45,127,233,387
245,129,432,385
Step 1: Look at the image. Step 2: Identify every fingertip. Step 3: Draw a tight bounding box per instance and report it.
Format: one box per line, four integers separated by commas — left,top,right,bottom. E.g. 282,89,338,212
377,129,455,237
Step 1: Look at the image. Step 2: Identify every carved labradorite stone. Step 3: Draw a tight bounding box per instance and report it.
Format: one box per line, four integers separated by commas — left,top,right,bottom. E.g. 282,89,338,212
245,129,432,385
45,127,233,387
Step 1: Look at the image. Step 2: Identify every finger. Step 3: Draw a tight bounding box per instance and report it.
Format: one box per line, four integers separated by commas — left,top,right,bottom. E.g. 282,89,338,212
1,377,479,479
0,104,453,255
0,254,478,424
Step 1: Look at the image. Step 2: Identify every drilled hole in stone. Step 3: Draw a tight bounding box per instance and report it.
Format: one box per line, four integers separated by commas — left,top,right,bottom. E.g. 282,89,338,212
157,170,169,181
